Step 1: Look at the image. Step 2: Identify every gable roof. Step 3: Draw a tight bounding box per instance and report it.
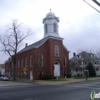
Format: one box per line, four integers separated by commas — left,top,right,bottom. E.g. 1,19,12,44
18,37,48,54
63,45,70,53
18,36,63,54
70,51,98,61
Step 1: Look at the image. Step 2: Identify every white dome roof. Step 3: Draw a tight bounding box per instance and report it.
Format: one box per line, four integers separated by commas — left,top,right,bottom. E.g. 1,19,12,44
46,11,55,18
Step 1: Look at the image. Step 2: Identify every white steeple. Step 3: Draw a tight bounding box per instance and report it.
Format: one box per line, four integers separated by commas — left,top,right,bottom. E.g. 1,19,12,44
43,9,60,38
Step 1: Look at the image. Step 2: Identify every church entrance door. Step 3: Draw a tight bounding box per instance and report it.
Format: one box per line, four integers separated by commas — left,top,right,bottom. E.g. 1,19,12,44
54,61,60,77
30,71,33,80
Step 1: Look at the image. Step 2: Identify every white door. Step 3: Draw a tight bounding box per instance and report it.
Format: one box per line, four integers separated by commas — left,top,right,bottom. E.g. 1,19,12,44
54,61,60,77
30,71,33,80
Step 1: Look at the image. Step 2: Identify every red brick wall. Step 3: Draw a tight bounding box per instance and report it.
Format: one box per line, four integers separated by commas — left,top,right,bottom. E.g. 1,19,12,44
5,38,69,80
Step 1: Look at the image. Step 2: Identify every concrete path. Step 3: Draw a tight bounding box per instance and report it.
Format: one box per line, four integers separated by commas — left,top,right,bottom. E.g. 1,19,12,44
34,77,100,85
0,81,31,86
0,77,100,86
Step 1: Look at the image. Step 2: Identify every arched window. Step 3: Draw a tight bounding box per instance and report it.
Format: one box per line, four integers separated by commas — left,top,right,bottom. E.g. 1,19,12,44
21,58,23,67
18,59,20,68
39,54,43,67
54,61,59,64
55,45,59,57
53,23,57,32
12,62,14,69
25,56,28,67
30,55,33,67
45,24,48,33
63,56,66,67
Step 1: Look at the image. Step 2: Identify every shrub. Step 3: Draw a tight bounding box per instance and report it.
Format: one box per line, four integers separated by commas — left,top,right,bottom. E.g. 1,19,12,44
53,77,57,79
65,74,71,78
77,74,82,77
86,62,96,77
41,74,53,80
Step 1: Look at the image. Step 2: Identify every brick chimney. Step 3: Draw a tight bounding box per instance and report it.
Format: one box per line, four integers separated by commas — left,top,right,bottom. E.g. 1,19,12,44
25,43,28,47
73,52,76,57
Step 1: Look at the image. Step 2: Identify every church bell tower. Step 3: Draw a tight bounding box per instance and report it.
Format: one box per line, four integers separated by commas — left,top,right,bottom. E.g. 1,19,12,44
43,9,60,38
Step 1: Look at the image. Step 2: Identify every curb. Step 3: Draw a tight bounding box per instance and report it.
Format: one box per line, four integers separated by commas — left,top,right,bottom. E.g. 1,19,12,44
6,77,100,86
33,78,100,85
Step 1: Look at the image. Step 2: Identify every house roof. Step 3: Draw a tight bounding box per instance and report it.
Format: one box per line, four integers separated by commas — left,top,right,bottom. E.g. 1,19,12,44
18,37,48,54
18,36,64,54
63,45,70,53
70,51,98,61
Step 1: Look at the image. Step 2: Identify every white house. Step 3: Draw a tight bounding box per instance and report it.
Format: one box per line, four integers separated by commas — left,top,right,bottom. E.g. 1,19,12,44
0,64,5,75
70,51,100,76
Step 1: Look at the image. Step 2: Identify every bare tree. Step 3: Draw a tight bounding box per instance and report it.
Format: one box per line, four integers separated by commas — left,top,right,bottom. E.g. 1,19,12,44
76,49,96,63
0,20,32,80
93,49,100,60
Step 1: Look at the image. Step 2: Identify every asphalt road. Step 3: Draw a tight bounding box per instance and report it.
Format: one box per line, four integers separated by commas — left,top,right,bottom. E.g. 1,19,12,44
0,80,100,100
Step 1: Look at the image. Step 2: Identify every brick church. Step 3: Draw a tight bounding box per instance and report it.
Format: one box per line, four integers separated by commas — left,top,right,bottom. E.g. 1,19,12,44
5,10,69,80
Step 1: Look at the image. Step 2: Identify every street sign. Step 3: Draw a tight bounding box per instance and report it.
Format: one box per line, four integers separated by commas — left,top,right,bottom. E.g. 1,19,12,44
23,67,27,72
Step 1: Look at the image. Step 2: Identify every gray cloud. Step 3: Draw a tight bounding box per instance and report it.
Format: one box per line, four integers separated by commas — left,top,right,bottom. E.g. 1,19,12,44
0,0,100,63
61,12,100,58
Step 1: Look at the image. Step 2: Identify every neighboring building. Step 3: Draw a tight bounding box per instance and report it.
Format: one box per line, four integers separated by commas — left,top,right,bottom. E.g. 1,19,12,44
70,51,100,76
5,10,69,80
0,64,5,75
5,58,11,77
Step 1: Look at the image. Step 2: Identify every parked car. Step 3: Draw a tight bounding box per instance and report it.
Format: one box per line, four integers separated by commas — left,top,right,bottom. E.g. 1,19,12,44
0,76,2,80
0,75,3,80
0,75,9,81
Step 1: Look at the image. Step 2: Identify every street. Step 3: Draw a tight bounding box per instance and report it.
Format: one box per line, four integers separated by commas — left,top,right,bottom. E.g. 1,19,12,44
0,80,100,100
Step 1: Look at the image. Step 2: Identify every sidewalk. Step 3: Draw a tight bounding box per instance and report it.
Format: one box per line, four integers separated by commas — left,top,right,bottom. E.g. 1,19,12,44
0,81,31,87
0,77,100,86
34,77,100,85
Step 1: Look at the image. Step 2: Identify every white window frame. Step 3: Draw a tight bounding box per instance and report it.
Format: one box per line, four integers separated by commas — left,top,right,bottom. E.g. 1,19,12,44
18,59,20,68
63,56,66,67
55,45,59,57
12,62,13,69
30,55,33,67
45,24,48,33
21,58,23,67
39,54,43,67
53,23,57,32
25,57,28,67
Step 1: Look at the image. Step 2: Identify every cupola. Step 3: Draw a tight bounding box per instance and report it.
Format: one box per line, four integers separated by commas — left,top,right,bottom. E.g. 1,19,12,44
43,9,60,38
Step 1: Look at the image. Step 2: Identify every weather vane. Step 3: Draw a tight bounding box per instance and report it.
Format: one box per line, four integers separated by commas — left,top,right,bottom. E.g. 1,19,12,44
50,9,51,12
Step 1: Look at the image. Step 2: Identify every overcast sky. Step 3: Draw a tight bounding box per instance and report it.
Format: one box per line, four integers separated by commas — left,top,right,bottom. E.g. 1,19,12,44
0,0,100,64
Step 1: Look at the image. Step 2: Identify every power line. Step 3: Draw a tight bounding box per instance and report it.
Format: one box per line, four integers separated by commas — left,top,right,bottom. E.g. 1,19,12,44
83,0,100,13
92,0,100,7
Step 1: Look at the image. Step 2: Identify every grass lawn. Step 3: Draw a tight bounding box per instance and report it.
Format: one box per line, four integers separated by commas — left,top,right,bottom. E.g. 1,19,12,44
73,76,86,79
73,76,100,79
45,78,68,82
